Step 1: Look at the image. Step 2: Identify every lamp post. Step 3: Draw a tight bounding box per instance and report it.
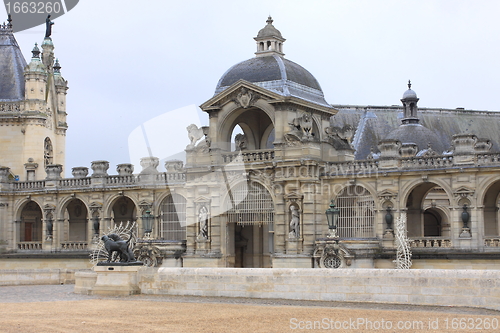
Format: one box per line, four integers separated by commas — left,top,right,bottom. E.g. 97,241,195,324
142,209,154,238
326,200,340,238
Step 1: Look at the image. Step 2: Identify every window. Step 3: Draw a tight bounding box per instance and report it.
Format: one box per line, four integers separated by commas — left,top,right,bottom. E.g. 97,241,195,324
159,194,186,241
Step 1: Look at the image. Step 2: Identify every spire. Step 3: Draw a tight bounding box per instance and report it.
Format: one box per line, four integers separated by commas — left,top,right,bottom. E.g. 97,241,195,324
53,58,61,73
32,43,40,58
254,16,286,57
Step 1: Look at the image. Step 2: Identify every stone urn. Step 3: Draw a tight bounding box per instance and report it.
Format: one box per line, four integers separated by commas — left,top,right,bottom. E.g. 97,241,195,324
140,157,159,174
91,160,109,178
117,163,134,176
71,167,89,178
45,164,63,180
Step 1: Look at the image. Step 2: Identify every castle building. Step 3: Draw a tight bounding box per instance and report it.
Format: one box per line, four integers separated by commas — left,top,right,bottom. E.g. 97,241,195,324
0,17,499,270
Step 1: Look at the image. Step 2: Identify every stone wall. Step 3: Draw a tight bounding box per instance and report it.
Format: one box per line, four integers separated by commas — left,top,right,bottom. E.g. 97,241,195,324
138,268,500,311
0,269,78,286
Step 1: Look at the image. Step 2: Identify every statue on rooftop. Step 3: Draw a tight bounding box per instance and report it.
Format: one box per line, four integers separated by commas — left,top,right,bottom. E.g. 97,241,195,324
45,15,54,38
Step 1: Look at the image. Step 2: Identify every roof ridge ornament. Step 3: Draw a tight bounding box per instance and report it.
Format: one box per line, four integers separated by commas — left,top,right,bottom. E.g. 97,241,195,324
267,16,273,25
1,14,14,32
408,80,411,90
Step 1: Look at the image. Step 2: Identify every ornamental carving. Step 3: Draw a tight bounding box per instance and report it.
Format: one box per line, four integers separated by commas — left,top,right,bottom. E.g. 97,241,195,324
236,88,253,108
313,242,353,268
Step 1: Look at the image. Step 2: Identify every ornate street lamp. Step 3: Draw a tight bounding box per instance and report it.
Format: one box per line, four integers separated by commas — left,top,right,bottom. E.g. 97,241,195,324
326,200,340,238
142,209,154,238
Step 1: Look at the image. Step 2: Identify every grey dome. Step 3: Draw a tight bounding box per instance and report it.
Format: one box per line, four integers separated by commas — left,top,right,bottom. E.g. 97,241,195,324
384,123,446,154
215,54,329,107
402,88,417,99
0,26,26,101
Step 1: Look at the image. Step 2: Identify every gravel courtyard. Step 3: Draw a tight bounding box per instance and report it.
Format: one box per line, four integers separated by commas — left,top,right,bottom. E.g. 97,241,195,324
0,285,498,333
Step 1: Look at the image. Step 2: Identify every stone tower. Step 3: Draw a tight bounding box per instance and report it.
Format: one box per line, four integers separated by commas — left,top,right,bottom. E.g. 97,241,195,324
0,16,68,181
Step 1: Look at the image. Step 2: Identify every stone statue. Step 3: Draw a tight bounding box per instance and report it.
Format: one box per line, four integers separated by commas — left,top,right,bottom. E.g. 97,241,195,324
186,124,205,148
289,205,300,238
101,233,136,263
235,133,247,151
198,206,208,239
45,15,54,38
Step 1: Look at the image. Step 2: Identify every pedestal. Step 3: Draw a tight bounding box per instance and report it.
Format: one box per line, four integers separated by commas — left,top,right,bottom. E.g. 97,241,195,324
91,263,143,296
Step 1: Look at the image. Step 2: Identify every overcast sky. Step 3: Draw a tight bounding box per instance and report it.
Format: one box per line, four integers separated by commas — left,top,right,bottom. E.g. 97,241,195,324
3,0,500,176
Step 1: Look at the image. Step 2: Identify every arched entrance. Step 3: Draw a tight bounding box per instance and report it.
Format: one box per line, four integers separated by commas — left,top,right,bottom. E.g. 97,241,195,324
406,183,450,237
423,208,443,237
223,108,274,151
111,196,136,226
65,199,88,242
483,180,500,236
225,181,274,267
19,201,42,243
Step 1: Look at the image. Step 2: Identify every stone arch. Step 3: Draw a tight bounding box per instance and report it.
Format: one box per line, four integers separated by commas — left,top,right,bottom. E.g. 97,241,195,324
18,200,43,243
158,193,187,241
479,178,500,236
400,178,454,207
220,107,275,151
334,184,376,238
421,206,450,237
105,195,138,227
59,198,88,242
402,180,452,238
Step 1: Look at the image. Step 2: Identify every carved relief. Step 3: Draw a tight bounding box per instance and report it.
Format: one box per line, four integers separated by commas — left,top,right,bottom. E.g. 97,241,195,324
235,88,253,108
286,112,315,144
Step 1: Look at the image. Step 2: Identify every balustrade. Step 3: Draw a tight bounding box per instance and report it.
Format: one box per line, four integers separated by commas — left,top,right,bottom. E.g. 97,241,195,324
484,237,500,247
106,175,136,184
59,178,91,187
409,238,452,248
222,149,275,163
17,242,42,250
60,242,88,250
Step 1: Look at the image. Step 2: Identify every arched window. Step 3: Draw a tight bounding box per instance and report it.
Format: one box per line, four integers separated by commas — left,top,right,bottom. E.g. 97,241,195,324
44,137,53,167
336,185,375,238
159,194,186,241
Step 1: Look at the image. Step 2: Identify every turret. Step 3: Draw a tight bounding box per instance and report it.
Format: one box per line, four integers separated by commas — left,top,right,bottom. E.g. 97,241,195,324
401,80,420,125
254,16,286,57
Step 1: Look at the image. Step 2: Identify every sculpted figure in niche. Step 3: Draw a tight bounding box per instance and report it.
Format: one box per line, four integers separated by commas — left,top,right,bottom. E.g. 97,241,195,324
289,205,300,238
198,206,209,239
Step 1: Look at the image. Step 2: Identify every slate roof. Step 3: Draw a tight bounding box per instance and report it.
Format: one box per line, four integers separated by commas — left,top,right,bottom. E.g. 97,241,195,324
0,25,26,101
331,105,500,160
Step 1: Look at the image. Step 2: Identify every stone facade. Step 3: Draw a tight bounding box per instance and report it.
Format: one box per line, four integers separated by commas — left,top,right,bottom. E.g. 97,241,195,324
1,17,500,270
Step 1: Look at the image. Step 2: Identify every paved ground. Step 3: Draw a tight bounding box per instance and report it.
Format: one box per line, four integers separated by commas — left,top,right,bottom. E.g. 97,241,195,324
0,284,498,332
